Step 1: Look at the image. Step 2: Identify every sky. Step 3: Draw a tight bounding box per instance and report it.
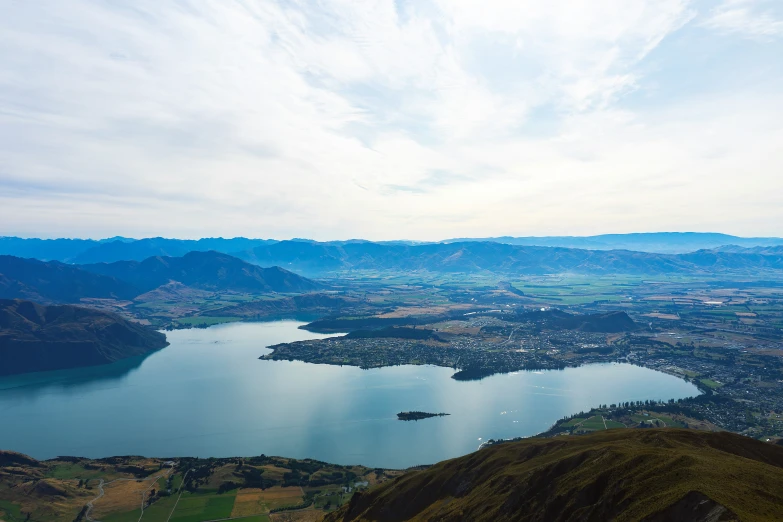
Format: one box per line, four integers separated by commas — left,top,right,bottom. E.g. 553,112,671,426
1,0,782,241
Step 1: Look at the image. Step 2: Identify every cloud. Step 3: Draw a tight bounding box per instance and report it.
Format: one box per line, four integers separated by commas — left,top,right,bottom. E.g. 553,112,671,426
701,0,783,39
0,0,781,240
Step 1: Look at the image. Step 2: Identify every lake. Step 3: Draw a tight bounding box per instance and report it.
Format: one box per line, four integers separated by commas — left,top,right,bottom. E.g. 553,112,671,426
0,321,700,468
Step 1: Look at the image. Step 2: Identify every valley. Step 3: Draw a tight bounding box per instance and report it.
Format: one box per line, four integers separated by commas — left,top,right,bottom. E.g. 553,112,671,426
2,235,783,521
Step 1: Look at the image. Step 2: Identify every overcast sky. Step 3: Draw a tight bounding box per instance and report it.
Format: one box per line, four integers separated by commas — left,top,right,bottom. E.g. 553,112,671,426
1,0,782,240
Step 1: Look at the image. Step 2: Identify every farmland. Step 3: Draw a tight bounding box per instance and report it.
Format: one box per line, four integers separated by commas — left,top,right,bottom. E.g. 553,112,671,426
0,453,396,522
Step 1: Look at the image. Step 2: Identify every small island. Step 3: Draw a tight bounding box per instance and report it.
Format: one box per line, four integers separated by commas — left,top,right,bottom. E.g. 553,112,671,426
397,411,450,421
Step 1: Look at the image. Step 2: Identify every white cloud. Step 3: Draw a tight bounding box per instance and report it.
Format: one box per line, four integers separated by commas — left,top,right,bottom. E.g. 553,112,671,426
0,0,781,240
701,0,783,39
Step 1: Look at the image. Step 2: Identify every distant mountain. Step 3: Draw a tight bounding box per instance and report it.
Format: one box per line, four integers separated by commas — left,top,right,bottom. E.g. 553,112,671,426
0,299,168,376
326,429,783,522
445,232,783,254
711,245,783,255
236,240,783,277
80,250,323,294
0,237,101,262
0,256,139,302
71,237,277,264
0,236,277,263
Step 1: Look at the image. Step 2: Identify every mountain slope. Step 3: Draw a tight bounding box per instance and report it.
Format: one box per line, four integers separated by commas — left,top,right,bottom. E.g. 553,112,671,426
0,256,140,302
80,250,322,294
325,429,783,522
0,299,168,376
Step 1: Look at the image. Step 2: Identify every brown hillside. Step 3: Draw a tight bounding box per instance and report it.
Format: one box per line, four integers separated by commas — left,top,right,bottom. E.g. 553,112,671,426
325,429,783,522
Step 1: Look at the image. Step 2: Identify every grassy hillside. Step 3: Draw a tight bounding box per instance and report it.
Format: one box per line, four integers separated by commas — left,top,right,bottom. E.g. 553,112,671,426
325,429,783,522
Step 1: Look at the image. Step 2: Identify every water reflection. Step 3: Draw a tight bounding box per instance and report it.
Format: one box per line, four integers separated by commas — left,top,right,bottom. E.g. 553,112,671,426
0,352,154,398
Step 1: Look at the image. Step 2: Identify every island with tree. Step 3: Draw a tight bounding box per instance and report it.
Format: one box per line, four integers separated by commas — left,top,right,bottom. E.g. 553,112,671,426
397,411,450,421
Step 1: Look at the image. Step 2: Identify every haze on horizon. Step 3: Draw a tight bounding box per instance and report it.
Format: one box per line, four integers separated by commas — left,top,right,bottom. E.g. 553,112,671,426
1,0,782,241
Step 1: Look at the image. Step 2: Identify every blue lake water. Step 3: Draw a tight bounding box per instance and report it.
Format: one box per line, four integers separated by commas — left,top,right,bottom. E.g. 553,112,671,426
0,321,700,468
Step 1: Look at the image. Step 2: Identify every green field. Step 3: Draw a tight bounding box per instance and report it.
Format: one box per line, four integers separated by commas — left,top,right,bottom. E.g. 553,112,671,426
229,516,270,522
579,416,608,430
0,500,24,522
103,508,143,522
578,416,625,431
175,316,242,326
168,491,237,522
138,495,180,522
46,462,112,480
699,378,722,389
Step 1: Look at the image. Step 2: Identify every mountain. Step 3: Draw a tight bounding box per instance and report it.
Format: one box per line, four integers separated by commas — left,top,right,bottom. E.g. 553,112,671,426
0,256,140,302
711,245,783,255
0,299,168,376
79,250,322,294
326,429,783,522
71,237,277,264
445,232,783,254
236,240,783,277
0,237,100,261
0,236,277,263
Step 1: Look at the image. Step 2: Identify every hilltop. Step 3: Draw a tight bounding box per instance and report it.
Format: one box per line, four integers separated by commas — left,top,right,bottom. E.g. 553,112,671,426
0,299,168,376
325,429,783,522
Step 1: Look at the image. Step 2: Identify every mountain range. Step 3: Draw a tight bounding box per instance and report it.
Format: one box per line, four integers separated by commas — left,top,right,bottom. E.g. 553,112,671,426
237,240,783,277
0,251,320,303
3,232,783,263
326,428,783,522
0,299,168,376
445,232,783,254
0,236,275,263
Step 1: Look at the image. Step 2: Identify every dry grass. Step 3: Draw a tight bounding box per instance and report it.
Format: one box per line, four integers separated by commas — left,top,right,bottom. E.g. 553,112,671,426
3,479,92,522
230,487,304,517
91,470,169,519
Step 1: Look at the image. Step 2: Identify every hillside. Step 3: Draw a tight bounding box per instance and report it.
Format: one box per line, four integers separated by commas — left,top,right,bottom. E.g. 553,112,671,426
0,299,168,376
79,250,322,294
0,256,139,302
325,429,783,522
519,310,638,333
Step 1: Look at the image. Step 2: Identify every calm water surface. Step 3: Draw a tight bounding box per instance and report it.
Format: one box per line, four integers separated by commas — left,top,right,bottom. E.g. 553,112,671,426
0,321,699,468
